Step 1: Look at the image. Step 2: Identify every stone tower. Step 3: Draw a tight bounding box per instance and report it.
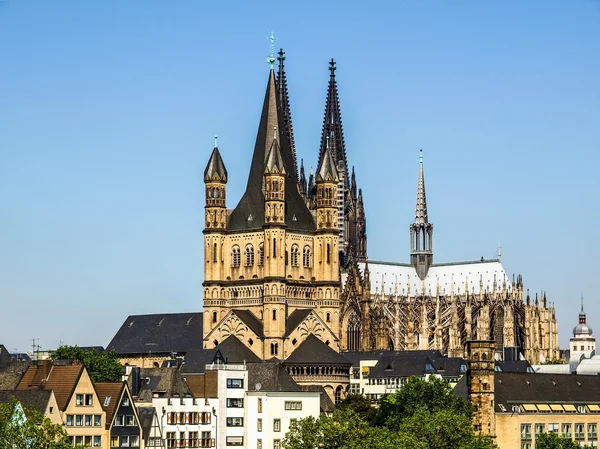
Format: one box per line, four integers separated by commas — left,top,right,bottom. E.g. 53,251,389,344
410,150,433,280
467,340,496,438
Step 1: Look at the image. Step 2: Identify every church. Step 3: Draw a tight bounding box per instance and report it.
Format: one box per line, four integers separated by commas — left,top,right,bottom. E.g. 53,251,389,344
202,48,559,365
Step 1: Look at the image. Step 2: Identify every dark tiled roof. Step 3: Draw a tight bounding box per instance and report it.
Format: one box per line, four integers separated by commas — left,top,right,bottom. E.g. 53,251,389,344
285,335,351,366
95,382,125,427
0,390,54,414
316,147,338,182
265,139,285,173
17,364,84,411
107,313,203,355
181,335,261,374
369,356,437,378
342,350,443,367
182,374,205,397
0,372,25,390
247,362,301,392
495,372,600,411
129,368,192,403
204,146,227,181
453,375,468,400
432,357,467,377
136,406,158,441
285,309,313,337
0,345,12,367
232,310,264,337
495,360,533,373
300,384,335,414
227,68,315,232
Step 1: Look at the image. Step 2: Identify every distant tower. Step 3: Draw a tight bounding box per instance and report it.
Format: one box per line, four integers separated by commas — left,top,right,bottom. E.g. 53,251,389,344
570,295,595,354
467,340,496,439
410,150,433,280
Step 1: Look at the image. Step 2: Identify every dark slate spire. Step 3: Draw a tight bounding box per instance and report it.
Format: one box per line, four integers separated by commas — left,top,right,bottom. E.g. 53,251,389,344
299,159,307,199
265,128,285,174
351,166,357,199
415,149,428,224
204,137,228,182
227,67,315,232
317,139,339,182
318,58,349,189
276,49,299,181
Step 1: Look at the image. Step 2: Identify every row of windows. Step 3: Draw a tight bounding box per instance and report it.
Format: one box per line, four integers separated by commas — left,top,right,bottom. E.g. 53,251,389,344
114,414,137,426
75,394,94,406
111,435,140,447
166,431,213,448
228,243,313,268
521,423,597,440
66,414,101,427
257,439,281,449
68,435,102,447
166,412,210,425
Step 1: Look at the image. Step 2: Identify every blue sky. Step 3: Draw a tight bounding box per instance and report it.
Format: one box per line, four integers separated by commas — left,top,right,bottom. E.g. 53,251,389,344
1,1,599,352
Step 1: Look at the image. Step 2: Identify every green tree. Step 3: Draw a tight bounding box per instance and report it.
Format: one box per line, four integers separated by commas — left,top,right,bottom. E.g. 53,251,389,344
0,400,77,449
336,393,377,424
50,345,123,382
376,376,473,431
535,432,592,449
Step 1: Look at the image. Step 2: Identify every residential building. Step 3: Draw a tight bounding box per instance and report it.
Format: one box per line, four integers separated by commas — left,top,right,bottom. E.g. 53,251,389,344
17,361,106,447
0,390,62,424
95,382,142,448
137,406,165,448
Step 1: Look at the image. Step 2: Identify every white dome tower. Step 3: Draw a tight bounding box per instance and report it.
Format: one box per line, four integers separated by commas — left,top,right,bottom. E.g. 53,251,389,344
570,295,595,354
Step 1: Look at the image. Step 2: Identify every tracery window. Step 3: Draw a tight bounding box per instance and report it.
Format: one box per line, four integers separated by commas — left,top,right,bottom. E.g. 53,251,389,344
291,245,299,267
245,244,254,267
232,246,241,268
303,246,311,268
258,243,264,266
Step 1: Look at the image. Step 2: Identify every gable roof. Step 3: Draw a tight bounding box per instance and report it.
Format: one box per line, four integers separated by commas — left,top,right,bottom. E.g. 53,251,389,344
227,68,315,232
495,372,600,411
94,382,125,427
369,355,437,378
0,390,54,414
285,309,313,337
247,362,301,392
285,335,351,366
181,335,260,374
137,406,159,441
107,313,203,355
16,363,84,411
232,310,264,337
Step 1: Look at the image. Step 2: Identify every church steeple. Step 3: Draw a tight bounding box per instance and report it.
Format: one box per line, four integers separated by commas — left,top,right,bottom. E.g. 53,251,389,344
318,59,349,188
580,294,587,324
410,150,433,280
277,48,299,181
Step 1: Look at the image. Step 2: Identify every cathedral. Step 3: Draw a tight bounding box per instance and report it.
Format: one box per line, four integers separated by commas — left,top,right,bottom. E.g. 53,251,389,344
202,49,559,364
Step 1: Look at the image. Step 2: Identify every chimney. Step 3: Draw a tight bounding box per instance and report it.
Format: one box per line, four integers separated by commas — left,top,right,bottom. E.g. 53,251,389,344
131,366,141,397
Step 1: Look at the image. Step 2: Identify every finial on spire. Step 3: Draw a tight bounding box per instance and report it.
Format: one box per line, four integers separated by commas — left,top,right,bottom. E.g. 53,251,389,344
419,149,423,163
581,293,585,313
267,32,277,66
273,127,277,140
214,135,218,148
277,48,285,63
329,58,336,76
326,135,330,150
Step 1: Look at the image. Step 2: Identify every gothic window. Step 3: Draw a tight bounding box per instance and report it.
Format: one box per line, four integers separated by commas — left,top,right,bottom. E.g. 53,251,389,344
285,250,288,266
326,244,331,264
291,245,299,267
258,244,264,266
273,238,277,258
213,243,217,262
346,312,361,352
232,246,241,268
270,342,279,356
303,246,311,268
272,309,277,321
245,244,254,267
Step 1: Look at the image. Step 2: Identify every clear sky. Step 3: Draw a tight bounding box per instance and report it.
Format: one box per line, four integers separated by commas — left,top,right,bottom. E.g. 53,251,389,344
1,1,599,352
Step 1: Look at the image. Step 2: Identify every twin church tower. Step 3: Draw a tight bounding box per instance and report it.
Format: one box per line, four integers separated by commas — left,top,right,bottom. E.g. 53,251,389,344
202,50,366,359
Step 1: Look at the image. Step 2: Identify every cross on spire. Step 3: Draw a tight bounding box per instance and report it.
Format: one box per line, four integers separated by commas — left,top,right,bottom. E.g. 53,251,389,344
267,32,277,66
329,58,336,76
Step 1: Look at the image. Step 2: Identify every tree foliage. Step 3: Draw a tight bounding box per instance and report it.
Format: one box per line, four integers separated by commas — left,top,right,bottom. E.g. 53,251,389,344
283,377,497,449
0,400,77,449
50,345,123,383
535,432,593,449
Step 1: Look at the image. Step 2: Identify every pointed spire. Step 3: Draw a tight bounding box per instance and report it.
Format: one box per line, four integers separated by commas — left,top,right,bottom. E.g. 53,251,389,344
299,159,307,198
580,293,587,324
204,136,227,182
265,127,285,174
351,166,357,198
415,149,429,224
318,58,349,188
277,48,299,181
317,139,339,182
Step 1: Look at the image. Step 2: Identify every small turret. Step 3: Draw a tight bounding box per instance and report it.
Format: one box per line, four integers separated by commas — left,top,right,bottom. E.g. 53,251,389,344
264,128,286,225
204,136,227,230
410,150,433,280
316,139,339,231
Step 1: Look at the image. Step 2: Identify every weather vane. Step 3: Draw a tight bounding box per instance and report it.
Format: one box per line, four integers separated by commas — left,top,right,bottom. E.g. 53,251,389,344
267,31,276,66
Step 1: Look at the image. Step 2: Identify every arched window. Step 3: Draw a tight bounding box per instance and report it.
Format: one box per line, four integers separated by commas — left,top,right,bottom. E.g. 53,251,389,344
326,244,331,264
212,311,217,323
272,309,277,321
291,245,299,267
231,246,241,268
270,342,279,356
245,244,254,267
303,246,311,268
213,243,217,262
482,352,487,361
326,312,331,322
259,243,264,266
273,238,277,258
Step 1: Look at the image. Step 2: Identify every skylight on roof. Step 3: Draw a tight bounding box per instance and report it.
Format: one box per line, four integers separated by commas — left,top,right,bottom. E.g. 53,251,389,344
104,396,111,406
